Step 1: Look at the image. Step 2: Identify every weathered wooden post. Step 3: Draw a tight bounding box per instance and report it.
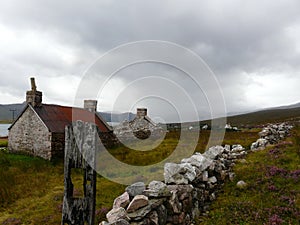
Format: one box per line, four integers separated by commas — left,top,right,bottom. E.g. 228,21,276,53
62,121,97,225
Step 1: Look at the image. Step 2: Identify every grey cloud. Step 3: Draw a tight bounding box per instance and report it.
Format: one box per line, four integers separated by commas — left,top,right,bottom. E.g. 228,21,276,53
0,0,300,115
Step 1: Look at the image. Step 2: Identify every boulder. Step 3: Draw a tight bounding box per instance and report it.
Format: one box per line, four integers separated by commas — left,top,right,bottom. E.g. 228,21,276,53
202,170,208,182
167,184,194,201
229,172,235,181
143,180,170,197
127,199,164,220
181,154,213,172
236,180,247,189
164,163,196,184
148,210,159,225
127,195,149,213
106,207,129,223
99,219,130,225
231,144,244,152
251,138,268,150
208,176,217,184
224,145,231,151
113,192,130,209
203,145,224,159
125,182,146,198
156,205,167,225
167,190,182,213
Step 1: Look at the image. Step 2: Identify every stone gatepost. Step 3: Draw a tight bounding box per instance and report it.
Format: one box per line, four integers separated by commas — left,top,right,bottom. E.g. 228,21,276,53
62,121,97,225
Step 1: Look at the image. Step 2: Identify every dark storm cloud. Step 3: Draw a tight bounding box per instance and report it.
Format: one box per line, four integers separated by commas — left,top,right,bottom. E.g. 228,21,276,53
0,0,299,114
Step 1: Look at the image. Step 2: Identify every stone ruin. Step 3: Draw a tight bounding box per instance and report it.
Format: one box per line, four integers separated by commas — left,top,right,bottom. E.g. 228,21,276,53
113,108,163,140
100,122,293,225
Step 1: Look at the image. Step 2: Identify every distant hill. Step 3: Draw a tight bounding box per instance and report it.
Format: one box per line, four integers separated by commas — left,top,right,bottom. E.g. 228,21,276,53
1,102,299,125
271,102,300,110
0,103,26,122
98,111,135,123
173,102,300,128
226,107,300,126
0,103,135,123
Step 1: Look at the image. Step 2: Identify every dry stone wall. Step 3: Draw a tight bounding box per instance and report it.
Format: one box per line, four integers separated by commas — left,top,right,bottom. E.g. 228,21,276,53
100,123,292,225
251,123,293,150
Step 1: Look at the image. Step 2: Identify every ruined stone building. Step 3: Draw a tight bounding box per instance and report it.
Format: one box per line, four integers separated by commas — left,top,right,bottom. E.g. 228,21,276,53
113,108,163,139
8,78,113,160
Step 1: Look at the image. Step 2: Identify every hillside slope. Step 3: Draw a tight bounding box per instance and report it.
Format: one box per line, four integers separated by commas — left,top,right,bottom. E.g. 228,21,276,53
0,103,25,122
226,107,300,126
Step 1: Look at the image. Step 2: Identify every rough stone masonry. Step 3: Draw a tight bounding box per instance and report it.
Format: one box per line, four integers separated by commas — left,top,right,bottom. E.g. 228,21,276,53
100,122,292,225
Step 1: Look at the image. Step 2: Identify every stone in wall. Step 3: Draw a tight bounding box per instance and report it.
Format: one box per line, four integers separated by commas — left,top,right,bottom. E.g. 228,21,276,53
143,181,170,198
164,163,196,185
113,192,130,209
125,182,146,198
127,195,149,213
107,207,129,223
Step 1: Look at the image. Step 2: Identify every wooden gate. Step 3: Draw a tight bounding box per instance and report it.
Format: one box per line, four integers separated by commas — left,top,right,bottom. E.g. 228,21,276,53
62,121,97,225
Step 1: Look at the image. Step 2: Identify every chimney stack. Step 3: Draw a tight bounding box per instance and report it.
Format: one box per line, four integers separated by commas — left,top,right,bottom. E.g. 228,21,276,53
26,77,42,107
84,100,97,113
137,108,147,118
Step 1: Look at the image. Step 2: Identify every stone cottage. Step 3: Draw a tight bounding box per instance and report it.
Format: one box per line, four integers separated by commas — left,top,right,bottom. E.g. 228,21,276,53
113,108,163,140
8,78,113,160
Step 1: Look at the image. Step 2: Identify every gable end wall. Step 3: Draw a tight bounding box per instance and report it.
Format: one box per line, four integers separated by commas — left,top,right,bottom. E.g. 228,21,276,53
8,107,52,160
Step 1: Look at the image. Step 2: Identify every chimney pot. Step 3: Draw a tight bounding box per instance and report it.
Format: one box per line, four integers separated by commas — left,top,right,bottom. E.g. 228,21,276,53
26,77,42,107
137,108,147,118
84,100,97,113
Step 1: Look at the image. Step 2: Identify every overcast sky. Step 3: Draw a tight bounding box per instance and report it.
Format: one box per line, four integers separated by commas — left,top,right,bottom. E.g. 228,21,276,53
0,0,300,122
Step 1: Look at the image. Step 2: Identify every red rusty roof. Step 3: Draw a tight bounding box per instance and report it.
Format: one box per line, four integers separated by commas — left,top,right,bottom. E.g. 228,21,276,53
33,104,111,133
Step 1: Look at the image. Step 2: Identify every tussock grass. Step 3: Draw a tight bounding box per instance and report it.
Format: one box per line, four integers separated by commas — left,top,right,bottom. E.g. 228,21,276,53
0,151,124,224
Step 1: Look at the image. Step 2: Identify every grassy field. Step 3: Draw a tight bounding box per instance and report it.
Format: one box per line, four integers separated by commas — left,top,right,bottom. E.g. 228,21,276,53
0,123,299,224
0,151,125,224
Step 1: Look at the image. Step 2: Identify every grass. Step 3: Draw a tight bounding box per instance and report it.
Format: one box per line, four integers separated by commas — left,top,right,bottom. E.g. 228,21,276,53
0,128,260,224
0,120,12,124
0,139,8,148
201,124,300,224
1,124,298,224
0,152,125,224
107,129,259,166
0,152,64,224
